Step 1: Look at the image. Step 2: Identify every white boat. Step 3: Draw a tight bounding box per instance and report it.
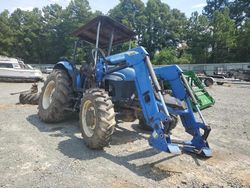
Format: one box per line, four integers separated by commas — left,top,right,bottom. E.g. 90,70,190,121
0,56,43,82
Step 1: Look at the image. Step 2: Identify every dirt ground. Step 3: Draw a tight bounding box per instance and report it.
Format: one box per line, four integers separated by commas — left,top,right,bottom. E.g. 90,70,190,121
0,82,249,188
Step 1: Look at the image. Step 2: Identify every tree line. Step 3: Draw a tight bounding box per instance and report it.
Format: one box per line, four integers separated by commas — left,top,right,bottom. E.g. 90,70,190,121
0,0,249,65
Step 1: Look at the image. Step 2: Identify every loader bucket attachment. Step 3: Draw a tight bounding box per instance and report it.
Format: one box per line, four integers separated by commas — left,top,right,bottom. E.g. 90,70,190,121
183,71,215,111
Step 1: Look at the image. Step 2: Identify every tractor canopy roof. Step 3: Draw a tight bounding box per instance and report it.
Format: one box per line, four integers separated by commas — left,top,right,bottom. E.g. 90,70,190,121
72,16,136,48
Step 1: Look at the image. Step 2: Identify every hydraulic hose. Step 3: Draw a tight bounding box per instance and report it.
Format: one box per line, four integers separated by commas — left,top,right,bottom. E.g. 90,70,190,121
181,73,198,104
181,73,209,137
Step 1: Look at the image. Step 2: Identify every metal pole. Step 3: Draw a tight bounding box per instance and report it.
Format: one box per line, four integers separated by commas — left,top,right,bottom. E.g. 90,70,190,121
195,105,207,125
94,21,101,65
108,29,114,56
145,56,170,118
73,40,79,62
157,91,170,117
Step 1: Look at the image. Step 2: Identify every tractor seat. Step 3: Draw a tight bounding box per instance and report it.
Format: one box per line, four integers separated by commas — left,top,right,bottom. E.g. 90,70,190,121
156,93,187,110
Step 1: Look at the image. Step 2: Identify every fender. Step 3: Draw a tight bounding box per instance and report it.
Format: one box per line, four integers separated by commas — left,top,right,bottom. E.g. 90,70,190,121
54,61,74,77
54,61,82,90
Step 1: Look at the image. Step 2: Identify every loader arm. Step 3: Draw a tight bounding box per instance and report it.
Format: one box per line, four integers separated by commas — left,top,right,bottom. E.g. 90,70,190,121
100,46,212,157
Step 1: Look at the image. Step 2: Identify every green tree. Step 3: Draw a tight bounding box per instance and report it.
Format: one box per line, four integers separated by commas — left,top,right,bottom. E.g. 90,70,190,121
109,0,146,43
64,0,95,62
109,0,188,58
168,9,188,45
1,0,249,65
9,8,44,64
0,10,14,56
42,4,69,64
211,8,236,63
142,0,171,54
186,12,211,63
142,0,187,56
229,0,250,27
65,0,93,28
153,46,192,65
153,47,176,65
203,0,229,19
235,18,250,62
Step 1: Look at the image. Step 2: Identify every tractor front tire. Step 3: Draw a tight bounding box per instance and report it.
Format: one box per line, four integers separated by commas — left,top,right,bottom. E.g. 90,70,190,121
38,69,73,123
80,88,116,149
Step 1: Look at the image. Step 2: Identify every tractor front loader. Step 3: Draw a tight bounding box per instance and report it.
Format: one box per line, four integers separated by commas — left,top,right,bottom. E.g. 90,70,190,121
38,16,212,157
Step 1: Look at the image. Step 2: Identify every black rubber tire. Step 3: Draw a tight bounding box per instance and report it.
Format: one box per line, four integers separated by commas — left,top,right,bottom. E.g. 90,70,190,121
19,92,40,105
80,88,116,149
139,114,178,133
204,78,214,87
38,69,73,123
138,115,153,131
217,82,224,85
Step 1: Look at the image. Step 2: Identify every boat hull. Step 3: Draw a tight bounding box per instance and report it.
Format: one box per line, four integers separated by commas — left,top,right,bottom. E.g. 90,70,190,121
0,68,44,82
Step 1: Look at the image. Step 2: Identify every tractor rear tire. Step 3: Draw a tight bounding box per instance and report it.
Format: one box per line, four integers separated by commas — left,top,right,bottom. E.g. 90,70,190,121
139,114,178,133
38,69,73,123
19,92,40,105
80,88,116,149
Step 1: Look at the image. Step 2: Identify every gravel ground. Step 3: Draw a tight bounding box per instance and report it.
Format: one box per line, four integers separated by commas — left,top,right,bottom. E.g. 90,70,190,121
0,82,249,188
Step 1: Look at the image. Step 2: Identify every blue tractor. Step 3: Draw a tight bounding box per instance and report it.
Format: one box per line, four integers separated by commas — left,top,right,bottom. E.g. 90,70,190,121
38,16,212,157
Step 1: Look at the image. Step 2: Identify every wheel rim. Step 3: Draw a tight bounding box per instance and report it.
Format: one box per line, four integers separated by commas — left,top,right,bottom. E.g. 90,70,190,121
81,100,96,137
42,80,56,109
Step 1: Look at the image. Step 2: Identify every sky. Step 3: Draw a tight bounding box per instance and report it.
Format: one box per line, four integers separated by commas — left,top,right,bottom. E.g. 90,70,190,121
0,0,207,17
